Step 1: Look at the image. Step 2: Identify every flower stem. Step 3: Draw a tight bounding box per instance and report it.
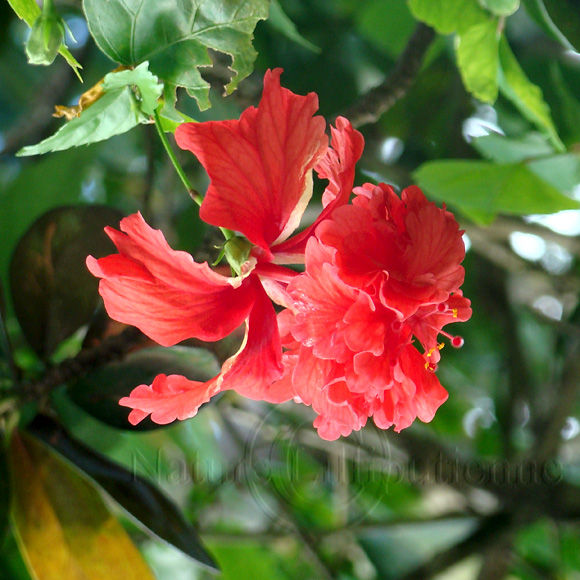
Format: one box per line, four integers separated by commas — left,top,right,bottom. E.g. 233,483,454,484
153,107,234,241
153,107,203,206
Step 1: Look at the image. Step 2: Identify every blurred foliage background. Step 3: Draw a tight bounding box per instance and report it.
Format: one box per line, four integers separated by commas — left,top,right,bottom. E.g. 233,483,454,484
0,0,580,579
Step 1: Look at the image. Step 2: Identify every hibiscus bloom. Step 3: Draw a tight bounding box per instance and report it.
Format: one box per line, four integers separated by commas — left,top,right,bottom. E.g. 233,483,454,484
86,69,364,426
276,183,471,440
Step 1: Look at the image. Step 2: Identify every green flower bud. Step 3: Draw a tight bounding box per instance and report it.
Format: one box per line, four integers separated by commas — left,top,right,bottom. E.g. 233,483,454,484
224,236,253,276
25,1,65,66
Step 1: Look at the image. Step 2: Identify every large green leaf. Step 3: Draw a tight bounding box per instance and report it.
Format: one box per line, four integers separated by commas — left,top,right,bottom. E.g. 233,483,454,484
472,132,554,163
9,205,124,359
0,148,95,290
9,430,155,580
456,19,499,103
527,153,580,194
407,0,488,35
27,415,218,570
7,0,82,79
498,37,564,151
414,159,580,223
82,0,269,110
67,346,220,430
17,63,162,156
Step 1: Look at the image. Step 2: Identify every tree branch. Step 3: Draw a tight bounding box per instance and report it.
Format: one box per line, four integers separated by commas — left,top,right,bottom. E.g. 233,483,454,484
340,23,436,128
17,327,147,402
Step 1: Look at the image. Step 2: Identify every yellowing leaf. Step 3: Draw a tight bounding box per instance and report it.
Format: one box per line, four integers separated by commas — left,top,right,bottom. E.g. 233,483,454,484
9,431,155,580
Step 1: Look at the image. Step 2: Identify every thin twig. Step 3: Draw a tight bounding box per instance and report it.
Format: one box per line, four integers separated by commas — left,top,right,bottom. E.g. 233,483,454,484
341,23,436,128
17,327,147,402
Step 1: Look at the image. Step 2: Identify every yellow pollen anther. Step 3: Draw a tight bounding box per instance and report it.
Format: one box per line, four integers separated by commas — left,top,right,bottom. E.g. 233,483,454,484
452,308,458,318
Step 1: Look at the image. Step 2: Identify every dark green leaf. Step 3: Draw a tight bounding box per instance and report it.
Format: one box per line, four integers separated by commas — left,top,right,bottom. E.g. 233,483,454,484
0,148,95,292
82,0,269,110
521,0,576,50
414,159,580,223
498,37,564,151
542,0,580,51
0,530,33,580
0,283,17,384
17,63,162,156
456,19,499,103
67,346,220,430
0,431,10,543
27,415,218,571
267,0,320,53
9,205,124,358
9,430,155,579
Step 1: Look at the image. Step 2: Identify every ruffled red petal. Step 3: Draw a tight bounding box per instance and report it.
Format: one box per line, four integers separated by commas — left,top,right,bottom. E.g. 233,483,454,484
119,374,221,425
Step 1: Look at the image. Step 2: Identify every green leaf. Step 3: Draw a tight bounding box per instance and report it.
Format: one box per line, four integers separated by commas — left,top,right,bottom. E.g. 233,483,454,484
0,283,17,384
101,63,163,117
0,148,95,292
268,0,320,53
479,0,520,16
9,205,124,359
156,99,197,133
354,0,416,58
472,132,554,163
18,63,162,156
527,153,580,194
67,346,221,430
7,0,83,79
456,19,499,103
521,0,576,50
82,0,269,110
407,0,489,35
9,430,155,580
0,530,32,580
0,431,10,543
542,0,580,51
6,0,39,24
498,37,564,151
413,159,580,224
27,415,218,571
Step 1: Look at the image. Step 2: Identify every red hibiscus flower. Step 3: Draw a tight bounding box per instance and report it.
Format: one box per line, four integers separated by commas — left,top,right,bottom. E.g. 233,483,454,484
86,69,364,426
277,184,471,440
